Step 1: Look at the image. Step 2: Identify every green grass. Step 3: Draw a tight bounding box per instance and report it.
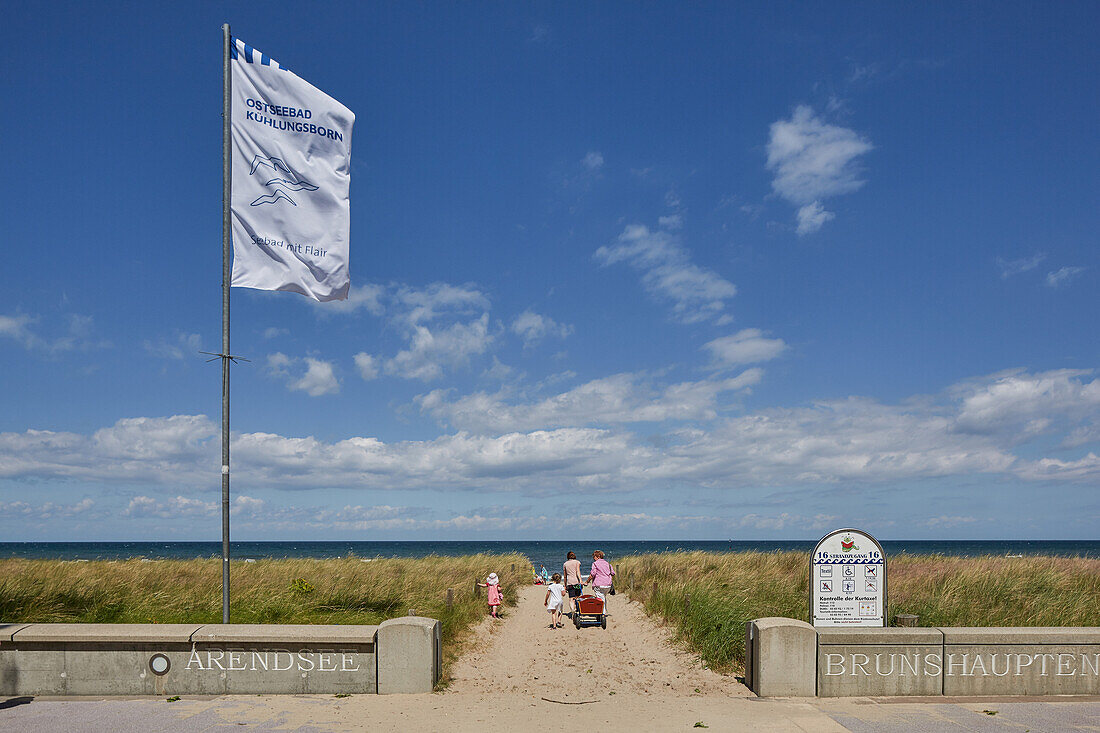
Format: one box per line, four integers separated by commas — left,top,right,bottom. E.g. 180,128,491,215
616,552,1100,674
0,553,531,681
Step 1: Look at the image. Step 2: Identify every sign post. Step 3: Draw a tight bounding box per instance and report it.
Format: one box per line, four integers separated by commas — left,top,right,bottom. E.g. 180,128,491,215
810,528,887,627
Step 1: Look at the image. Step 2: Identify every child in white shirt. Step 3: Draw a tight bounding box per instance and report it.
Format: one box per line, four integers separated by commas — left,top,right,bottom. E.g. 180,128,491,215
544,573,565,629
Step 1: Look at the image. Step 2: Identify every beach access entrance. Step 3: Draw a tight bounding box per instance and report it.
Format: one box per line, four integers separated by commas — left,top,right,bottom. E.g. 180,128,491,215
0,617,440,696
746,617,1100,697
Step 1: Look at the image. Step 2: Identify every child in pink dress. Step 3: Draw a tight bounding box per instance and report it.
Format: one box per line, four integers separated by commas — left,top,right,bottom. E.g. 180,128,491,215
478,572,504,617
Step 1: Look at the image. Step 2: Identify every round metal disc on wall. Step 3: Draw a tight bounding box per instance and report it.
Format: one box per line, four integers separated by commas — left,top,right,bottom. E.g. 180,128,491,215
149,653,171,676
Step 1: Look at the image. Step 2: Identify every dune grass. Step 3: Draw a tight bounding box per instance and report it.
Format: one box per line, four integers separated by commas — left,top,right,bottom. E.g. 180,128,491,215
616,552,1100,675
0,553,531,681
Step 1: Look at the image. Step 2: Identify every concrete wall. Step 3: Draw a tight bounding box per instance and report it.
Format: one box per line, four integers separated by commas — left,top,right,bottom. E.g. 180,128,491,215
941,628,1100,696
746,617,817,697
747,619,1100,698
376,617,442,695
0,619,442,696
818,627,943,697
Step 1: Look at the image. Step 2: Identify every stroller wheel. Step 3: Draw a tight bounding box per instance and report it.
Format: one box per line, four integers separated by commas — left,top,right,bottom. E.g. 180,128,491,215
600,615,607,629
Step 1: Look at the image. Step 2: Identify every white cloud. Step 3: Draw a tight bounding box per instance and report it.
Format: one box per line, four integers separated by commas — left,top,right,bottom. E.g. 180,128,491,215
952,369,1100,437
381,284,495,380
1015,453,1100,482
925,515,979,527
267,353,340,396
0,370,1095,493
0,498,96,520
417,369,763,433
658,214,683,231
511,311,573,347
0,314,33,342
704,329,788,367
996,253,1046,279
231,495,267,517
124,494,264,519
766,105,872,233
385,314,493,381
263,327,289,339
266,352,292,376
0,312,108,354
315,284,386,315
1045,266,1085,288
291,358,340,396
795,201,835,235
647,399,1017,487
582,151,604,171
144,333,202,360
309,281,489,323
125,495,215,518
595,223,737,323
353,352,380,381
308,281,497,382
393,283,490,326
482,357,516,382
0,415,216,484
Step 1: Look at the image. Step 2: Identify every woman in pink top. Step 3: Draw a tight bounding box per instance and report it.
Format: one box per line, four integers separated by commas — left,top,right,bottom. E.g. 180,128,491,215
586,550,615,609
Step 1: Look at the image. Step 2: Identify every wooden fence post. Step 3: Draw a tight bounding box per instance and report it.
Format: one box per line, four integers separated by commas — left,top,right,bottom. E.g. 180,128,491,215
653,582,658,597
446,588,454,610
474,579,480,597
408,608,417,616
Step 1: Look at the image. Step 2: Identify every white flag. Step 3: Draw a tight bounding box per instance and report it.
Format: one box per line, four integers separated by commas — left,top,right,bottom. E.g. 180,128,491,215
230,38,354,302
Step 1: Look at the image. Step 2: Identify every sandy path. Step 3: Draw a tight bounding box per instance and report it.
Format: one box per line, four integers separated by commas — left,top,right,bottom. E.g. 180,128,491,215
449,584,751,700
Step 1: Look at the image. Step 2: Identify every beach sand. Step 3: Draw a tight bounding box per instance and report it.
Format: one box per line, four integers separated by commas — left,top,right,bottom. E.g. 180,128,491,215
449,583,751,698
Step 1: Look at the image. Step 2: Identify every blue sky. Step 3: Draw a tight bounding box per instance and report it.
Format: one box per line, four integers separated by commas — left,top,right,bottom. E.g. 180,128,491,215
1,2,1097,541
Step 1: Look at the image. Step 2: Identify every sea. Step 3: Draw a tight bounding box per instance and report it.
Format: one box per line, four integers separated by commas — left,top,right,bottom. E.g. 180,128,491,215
1,540,1097,574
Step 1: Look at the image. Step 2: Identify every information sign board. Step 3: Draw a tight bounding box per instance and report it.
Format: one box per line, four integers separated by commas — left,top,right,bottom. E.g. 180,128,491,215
810,528,886,627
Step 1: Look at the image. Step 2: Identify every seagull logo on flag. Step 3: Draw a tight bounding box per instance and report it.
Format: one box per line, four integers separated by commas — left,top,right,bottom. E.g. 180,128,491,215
248,154,318,207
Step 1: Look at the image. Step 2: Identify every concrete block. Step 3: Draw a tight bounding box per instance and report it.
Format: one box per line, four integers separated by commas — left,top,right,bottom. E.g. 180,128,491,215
0,668,69,695
12,624,202,643
191,624,378,645
940,627,1100,645
376,616,441,694
942,644,1100,696
0,624,30,642
0,621,406,696
178,643,376,695
818,627,945,696
63,646,160,695
743,621,754,691
749,617,817,697
940,628,1100,695
819,627,942,645
818,645,943,696
0,648,68,695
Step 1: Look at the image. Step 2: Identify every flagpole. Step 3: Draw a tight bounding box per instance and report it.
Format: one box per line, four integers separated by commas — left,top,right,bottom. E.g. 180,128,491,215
220,22,232,624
